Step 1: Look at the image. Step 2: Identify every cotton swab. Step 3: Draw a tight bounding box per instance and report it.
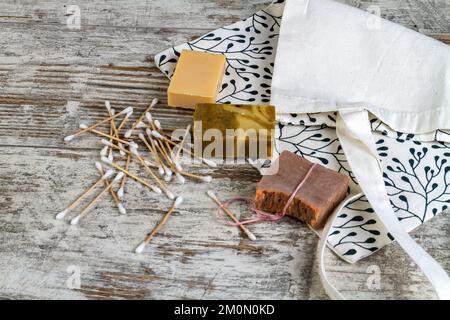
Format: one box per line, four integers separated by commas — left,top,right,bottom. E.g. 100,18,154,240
149,129,217,167
127,149,174,200
95,162,126,215
124,98,158,138
181,171,213,183
100,145,109,157
139,132,165,176
101,156,164,196
55,169,114,220
206,190,256,241
70,172,125,225
173,124,191,162
78,123,132,145
117,152,131,200
135,196,183,254
64,106,132,142
105,102,120,139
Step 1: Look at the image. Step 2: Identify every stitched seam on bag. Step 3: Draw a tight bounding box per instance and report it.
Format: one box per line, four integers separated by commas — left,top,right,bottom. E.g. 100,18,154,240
271,93,450,115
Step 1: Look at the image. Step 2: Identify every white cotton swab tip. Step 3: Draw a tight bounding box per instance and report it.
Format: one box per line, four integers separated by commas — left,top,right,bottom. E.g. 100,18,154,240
138,133,146,141
135,241,146,254
101,156,111,164
174,161,183,172
118,143,126,156
166,190,175,200
158,166,165,176
130,147,139,157
247,232,257,241
124,129,132,138
118,203,126,215
110,108,115,116
113,172,125,182
175,173,185,184
201,175,213,183
100,146,109,157
206,190,217,201
129,141,139,149
79,123,88,129
151,186,162,194
101,139,112,147
117,187,124,199
102,169,114,179
162,165,172,176
145,112,152,123
202,158,217,168
136,121,145,128
154,120,162,130
95,161,102,171
174,196,183,208
150,130,162,139
121,107,133,115
164,175,172,182
55,209,69,220
70,215,81,225
150,98,158,108
105,101,111,111
107,152,114,162
64,135,74,142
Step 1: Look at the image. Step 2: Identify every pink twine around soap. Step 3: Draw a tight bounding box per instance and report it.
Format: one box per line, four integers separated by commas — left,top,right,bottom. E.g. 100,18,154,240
215,163,318,226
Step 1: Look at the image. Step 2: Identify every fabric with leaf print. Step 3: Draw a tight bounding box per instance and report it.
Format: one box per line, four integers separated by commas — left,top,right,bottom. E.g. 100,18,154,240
154,0,449,263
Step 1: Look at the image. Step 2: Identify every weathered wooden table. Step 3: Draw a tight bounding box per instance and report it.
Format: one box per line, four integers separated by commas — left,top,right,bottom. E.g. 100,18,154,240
0,0,448,300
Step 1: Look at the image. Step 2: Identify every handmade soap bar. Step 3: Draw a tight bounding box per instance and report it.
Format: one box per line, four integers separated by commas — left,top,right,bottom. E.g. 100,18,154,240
255,151,349,229
193,103,275,159
168,50,226,109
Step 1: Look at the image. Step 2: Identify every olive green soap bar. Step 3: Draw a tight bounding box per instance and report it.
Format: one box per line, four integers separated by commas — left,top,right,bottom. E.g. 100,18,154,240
193,103,275,159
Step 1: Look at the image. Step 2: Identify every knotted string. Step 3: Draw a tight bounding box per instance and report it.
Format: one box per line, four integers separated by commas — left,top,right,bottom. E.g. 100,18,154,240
215,163,318,226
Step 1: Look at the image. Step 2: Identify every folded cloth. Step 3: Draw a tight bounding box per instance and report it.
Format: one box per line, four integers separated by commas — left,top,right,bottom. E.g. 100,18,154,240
155,0,450,299
272,0,450,137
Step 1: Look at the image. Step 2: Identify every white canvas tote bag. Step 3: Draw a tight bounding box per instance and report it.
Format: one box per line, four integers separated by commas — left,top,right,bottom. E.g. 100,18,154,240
271,0,450,299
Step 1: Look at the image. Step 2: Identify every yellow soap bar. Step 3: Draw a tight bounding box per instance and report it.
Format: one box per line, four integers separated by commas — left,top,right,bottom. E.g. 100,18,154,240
168,50,226,109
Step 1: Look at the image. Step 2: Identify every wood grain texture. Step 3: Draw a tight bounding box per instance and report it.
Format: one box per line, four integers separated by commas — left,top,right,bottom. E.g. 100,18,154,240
0,0,448,300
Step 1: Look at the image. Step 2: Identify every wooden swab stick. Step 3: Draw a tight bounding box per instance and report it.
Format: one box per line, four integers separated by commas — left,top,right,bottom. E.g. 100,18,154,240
106,103,127,156
124,98,158,138
105,102,120,138
153,138,174,176
127,149,174,200
140,132,165,175
78,124,132,145
117,112,131,133
180,171,213,183
148,129,217,167
95,162,126,214
206,190,256,241
174,125,191,162
101,156,164,197
55,169,114,220
135,197,183,254
107,108,115,161
117,152,131,200
64,106,132,141
70,172,124,225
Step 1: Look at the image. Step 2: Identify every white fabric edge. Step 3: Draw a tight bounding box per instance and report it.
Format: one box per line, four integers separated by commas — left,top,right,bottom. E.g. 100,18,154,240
336,108,450,300
317,192,365,299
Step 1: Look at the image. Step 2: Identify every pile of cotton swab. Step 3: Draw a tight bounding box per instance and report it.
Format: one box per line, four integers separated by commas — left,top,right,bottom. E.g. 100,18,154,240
57,99,215,253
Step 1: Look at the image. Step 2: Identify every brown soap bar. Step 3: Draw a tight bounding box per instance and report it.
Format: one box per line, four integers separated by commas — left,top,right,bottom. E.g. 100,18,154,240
255,151,349,229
